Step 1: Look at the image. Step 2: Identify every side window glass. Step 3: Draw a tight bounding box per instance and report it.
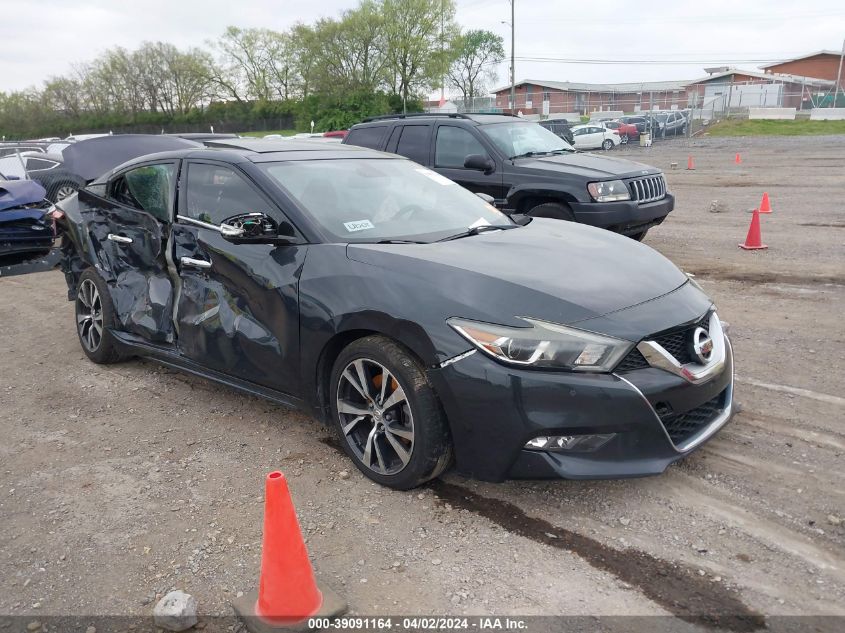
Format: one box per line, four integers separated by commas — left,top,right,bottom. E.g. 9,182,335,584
345,126,387,149
185,163,273,226
435,126,487,168
395,125,431,165
386,126,402,152
110,163,176,223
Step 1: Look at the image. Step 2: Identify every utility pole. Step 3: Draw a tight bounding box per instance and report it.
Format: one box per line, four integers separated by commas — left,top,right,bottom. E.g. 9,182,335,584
439,0,445,108
510,0,516,114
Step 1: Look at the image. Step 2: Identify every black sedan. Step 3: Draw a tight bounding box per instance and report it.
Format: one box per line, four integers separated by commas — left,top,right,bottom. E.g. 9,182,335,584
57,139,734,489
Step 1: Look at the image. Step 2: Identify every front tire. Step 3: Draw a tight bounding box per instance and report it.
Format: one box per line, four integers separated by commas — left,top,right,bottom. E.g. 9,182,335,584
75,269,124,364
602,139,614,151
329,336,452,490
527,201,575,222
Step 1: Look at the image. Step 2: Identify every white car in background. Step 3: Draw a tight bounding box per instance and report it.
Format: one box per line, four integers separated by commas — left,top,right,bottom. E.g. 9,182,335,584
570,124,621,151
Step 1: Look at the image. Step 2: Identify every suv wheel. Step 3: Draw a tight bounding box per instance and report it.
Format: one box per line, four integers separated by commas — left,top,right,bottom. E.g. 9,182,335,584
629,229,649,241
75,269,124,364
527,201,575,222
329,336,452,490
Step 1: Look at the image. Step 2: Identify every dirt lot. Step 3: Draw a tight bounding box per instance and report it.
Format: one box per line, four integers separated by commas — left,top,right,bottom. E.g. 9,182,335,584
1,135,843,630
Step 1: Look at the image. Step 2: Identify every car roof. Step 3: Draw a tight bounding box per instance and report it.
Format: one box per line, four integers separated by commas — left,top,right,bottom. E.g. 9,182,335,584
203,138,375,155
353,112,522,128
90,141,393,184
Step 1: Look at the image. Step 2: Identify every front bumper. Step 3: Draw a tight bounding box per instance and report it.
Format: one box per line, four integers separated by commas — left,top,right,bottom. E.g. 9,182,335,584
569,193,674,235
427,331,733,482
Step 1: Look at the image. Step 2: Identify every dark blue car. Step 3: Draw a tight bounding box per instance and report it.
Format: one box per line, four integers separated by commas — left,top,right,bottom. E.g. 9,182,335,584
0,177,55,266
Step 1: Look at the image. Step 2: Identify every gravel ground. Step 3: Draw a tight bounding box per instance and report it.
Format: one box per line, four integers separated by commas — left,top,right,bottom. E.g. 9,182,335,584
0,135,843,631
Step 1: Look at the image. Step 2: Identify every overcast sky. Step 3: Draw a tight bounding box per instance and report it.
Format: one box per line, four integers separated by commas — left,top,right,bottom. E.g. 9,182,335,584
1,0,843,95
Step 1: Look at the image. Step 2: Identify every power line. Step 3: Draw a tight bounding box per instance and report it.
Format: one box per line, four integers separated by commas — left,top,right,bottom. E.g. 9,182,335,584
512,56,797,65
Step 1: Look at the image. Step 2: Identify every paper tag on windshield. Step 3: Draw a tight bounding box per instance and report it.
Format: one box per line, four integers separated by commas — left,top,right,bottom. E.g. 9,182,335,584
415,168,455,186
343,219,375,232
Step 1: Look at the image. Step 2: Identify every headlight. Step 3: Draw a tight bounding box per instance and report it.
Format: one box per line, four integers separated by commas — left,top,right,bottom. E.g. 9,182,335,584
447,317,633,372
587,180,631,202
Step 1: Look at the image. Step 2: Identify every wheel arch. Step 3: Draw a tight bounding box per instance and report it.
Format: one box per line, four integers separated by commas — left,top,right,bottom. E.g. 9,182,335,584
309,313,440,423
508,186,580,214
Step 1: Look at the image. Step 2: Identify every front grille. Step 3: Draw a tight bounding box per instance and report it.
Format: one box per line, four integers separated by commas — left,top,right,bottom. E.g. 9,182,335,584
615,348,649,372
614,314,710,372
627,174,666,204
660,391,726,446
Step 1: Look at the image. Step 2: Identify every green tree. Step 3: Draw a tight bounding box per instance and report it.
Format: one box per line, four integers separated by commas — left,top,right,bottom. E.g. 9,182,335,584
381,0,458,109
447,29,504,103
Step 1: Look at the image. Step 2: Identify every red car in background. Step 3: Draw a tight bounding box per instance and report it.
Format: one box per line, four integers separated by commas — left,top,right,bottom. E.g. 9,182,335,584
602,120,639,143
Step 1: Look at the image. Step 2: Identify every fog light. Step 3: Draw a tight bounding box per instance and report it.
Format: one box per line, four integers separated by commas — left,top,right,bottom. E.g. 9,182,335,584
524,434,615,453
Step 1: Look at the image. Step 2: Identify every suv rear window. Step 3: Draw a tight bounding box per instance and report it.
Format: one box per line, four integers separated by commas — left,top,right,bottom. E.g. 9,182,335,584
345,126,388,150
395,125,431,165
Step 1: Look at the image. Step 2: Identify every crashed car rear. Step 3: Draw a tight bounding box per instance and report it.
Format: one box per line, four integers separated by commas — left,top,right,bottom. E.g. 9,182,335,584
0,178,55,266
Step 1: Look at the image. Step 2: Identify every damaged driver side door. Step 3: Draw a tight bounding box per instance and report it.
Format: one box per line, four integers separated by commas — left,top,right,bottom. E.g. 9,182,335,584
170,160,307,396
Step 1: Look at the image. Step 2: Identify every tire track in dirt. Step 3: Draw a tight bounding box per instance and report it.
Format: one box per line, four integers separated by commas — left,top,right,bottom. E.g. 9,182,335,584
428,480,764,631
689,269,845,287
651,475,845,578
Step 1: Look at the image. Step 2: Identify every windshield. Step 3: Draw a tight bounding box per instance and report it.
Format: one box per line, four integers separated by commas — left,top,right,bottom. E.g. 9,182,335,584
260,158,512,243
480,121,574,158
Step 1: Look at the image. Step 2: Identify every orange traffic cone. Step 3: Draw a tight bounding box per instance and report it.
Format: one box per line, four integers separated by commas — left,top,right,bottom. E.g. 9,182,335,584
687,155,695,170
735,153,742,164
758,192,772,214
232,472,346,632
739,209,768,250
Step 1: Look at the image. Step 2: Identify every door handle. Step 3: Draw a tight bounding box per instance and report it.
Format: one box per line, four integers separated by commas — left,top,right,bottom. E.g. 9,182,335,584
180,256,212,269
107,233,133,244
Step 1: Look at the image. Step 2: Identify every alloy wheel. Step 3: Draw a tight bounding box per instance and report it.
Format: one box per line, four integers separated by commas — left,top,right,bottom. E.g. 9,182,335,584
76,279,103,352
336,358,414,475
55,185,77,200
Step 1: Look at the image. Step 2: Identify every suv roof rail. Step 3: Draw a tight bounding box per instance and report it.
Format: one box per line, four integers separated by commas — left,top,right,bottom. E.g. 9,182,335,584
361,112,519,123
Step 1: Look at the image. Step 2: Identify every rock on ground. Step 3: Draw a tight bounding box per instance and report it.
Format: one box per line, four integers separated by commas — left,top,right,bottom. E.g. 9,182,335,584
153,590,198,632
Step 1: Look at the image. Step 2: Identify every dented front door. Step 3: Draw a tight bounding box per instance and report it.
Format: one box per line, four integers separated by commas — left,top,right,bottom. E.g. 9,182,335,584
170,161,306,394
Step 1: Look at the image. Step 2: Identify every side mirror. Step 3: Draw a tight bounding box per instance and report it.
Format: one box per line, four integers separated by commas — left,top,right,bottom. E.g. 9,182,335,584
475,192,495,205
464,154,495,174
221,213,298,245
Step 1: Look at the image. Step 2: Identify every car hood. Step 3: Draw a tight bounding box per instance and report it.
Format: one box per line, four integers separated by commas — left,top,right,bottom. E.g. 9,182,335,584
346,218,688,335
0,180,47,211
515,152,661,179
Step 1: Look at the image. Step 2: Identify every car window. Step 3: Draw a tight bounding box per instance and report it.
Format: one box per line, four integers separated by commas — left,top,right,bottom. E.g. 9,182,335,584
26,158,58,171
481,121,573,157
345,126,388,150
434,126,487,168
395,125,431,165
260,158,510,243
184,163,273,226
109,163,176,223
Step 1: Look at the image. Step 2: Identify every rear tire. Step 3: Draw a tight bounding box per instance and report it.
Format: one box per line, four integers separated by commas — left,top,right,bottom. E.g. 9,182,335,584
527,201,575,222
75,269,124,364
329,336,452,490
48,178,84,202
